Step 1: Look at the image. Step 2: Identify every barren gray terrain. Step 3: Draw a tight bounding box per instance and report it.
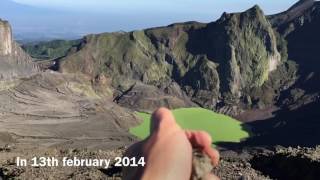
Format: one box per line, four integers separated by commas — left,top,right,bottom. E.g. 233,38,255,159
0,71,140,150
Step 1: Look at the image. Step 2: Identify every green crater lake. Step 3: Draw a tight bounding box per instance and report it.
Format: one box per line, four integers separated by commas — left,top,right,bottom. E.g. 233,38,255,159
130,108,250,144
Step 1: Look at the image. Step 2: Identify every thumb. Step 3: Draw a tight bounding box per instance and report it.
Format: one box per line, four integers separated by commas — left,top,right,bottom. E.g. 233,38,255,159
150,108,181,134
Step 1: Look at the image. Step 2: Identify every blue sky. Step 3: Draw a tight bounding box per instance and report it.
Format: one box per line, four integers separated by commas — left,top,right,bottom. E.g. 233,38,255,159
11,0,297,14
0,0,299,40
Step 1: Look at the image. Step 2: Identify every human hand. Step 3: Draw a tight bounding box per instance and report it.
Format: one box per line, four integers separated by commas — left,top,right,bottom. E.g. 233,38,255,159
123,108,220,180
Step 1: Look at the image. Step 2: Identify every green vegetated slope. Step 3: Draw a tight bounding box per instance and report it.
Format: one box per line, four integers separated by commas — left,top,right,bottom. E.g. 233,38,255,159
57,6,297,115
130,108,250,144
22,39,81,60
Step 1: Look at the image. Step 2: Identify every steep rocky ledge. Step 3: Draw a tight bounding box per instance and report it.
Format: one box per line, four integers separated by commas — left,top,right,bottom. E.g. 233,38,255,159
0,20,12,56
269,0,316,30
0,19,38,80
267,0,320,111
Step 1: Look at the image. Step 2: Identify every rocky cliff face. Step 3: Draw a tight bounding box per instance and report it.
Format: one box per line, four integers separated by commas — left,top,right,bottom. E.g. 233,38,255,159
267,0,320,110
269,0,315,31
57,6,289,114
0,20,12,56
194,6,282,101
0,19,38,80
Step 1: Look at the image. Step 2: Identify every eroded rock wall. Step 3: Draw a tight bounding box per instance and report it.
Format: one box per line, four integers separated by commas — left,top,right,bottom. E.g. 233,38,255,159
0,20,12,56
0,19,39,80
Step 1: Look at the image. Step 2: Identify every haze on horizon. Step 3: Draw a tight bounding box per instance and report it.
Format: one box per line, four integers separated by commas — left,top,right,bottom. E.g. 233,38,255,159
0,0,298,41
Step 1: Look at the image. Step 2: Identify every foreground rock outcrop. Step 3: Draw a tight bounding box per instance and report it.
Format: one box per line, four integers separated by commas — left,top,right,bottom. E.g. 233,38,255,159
1,146,319,180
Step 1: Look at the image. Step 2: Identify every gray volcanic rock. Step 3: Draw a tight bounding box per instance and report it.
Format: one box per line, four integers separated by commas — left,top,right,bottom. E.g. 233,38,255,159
116,82,197,113
0,71,140,149
2,146,318,179
191,150,214,180
0,19,38,80
269,0,315,29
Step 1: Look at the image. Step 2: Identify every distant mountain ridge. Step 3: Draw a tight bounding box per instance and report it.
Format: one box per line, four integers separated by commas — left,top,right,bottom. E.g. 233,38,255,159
0,0,84,42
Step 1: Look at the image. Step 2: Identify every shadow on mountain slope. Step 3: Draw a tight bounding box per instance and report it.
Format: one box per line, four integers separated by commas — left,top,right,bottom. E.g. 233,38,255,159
218,99,320,148
216,1,320,149
285,11,320,94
